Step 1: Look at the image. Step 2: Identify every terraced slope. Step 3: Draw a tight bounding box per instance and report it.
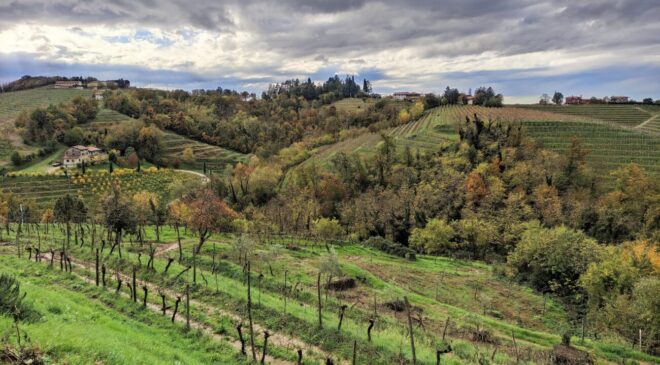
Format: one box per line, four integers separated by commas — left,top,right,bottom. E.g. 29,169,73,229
520,104,659,128
0,87,93,167
161,131,249,172
82,108,139,130
0,169,201,208
522,121,660,176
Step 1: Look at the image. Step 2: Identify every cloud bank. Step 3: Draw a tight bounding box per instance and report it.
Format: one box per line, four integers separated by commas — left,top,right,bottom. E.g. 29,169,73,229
0,0,658,100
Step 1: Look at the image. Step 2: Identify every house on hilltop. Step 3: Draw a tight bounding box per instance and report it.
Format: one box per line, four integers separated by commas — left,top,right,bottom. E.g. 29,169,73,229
54,81,83,89
393,92,421,101
62,145,105,168
565,96,583,105
609,96,629,103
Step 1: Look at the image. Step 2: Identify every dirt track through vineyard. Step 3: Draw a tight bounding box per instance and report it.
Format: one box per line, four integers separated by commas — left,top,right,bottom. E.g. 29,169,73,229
37,251,338,364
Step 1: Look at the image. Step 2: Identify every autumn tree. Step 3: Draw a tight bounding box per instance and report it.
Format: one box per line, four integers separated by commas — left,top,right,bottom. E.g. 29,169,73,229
185,188,239,254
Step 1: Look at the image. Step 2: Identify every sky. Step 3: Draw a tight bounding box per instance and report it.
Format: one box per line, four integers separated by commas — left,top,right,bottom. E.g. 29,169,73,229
0,0,659,103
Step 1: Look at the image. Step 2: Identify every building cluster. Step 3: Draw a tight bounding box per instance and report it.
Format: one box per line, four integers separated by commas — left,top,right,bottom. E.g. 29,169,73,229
60,145,106,168
564,95,630,105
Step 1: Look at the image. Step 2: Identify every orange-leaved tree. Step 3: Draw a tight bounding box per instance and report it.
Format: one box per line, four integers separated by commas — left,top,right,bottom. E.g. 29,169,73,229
185,188,239,254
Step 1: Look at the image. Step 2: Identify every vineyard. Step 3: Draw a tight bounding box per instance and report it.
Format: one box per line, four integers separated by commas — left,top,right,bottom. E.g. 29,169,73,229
0,168,201,208
0,88,93,167
522,121,660,176
81,108,140,130
520,104,660,129
0,87,92,121
2,226,655,365
330,98,376,112
161,132,249,172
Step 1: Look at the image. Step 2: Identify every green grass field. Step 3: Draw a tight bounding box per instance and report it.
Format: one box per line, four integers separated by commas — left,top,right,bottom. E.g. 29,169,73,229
329,98,376,112
0,254,246,365
81,108,140,130
3,225,657,364
0,169,202,209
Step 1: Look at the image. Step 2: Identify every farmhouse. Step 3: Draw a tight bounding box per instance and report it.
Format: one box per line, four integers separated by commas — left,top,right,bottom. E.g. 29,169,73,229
54,80,83,89
565,96,583,105
62,145,105,168
609,96,629,103
93,90,105,100
393,92,421,101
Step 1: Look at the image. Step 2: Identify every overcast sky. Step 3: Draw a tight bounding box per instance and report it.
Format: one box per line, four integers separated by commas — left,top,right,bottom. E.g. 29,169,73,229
0,0,658,102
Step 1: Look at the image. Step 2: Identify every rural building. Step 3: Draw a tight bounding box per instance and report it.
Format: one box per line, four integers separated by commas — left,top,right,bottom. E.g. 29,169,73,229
393,92,421,101
565,96,583,105
609,96,629,103
465,95,475,105
54,80,83,89
93,90,105,100
62,145,105,168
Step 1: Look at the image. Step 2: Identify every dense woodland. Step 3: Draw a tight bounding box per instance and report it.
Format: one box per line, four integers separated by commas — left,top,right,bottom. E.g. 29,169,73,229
2,76,659,357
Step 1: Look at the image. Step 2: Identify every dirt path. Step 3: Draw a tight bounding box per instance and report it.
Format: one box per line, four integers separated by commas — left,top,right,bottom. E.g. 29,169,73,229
42,252,338,364
37,252,291,365
154,242,180,257
175,169,210,183
634,113,659,130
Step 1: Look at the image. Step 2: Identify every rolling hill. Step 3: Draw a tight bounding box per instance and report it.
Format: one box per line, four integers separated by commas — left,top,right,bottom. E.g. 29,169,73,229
0,87,92,168
298,105,660,178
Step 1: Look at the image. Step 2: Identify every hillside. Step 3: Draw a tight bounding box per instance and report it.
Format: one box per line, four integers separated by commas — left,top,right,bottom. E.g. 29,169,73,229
298,105,660,178
520,104,660,130
3,227,656,365
0,88,92,168
0,169,202,209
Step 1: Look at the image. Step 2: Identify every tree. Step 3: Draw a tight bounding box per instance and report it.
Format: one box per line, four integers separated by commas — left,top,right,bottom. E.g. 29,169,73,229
539,94,550,105
409,218,455,255
453,218,498,260
168,200,190,262
137,125,164,162
313,218,343,241
10,151,22,166
0,274,40,349
507,222,602,298
185,188,239,254
182,147,195,165
54,194,87,247
103,186,137,258
362,79,371,94
552,91,564,105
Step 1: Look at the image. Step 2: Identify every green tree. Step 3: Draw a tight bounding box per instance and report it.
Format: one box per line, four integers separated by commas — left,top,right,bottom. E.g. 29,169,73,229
454,218,498,260
54,194,87,247
552,91,564,105
508,222,602,298
409,218,455,255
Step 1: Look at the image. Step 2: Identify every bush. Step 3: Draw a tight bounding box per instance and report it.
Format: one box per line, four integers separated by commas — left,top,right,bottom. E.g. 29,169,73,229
363,236,416,260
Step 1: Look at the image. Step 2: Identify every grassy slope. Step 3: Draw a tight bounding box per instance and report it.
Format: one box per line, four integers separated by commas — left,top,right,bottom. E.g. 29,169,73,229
0,254,245,365
0,88,92,167
8,226,657,365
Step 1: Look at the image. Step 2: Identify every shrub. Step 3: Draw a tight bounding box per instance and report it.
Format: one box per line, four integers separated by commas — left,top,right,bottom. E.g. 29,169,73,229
363,236,416,260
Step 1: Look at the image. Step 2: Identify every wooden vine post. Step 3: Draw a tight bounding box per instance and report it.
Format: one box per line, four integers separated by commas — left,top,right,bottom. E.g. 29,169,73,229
317,272,323,329
404,296,417,365
247,261,256,361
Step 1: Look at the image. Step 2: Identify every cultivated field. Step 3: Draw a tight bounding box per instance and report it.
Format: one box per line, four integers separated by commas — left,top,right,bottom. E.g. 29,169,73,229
161,131,249,172
2,227,655,364
81,108,140,130
329,98,376,112
0,168,201,209
520,104,660,130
